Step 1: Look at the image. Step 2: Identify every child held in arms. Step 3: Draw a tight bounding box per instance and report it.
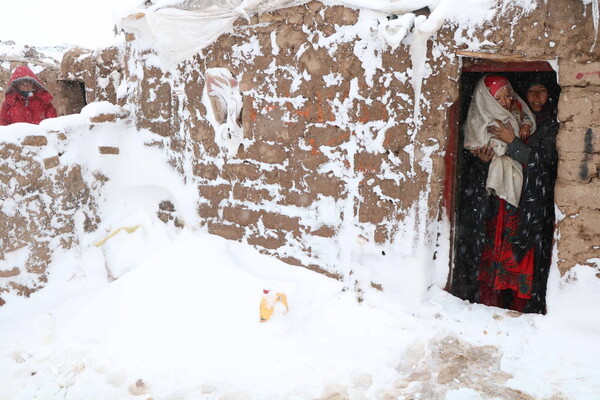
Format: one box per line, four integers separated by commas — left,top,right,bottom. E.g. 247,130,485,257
463,74,536,208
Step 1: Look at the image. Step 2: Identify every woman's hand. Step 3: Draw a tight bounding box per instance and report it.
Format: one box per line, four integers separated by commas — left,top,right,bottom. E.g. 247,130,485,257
470,145,495,163
487,119,515,144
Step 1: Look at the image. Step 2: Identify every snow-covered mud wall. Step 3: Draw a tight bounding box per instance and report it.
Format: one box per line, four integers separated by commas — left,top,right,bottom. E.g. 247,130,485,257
0,124,100,303
117,3,459,295
111,0,600,290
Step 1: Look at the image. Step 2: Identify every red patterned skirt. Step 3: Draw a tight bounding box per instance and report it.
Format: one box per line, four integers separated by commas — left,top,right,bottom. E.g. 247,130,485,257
478,198,535,300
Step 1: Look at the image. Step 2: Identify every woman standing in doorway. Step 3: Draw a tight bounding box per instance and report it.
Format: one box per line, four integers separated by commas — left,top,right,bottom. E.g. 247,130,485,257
454,74,558,314
491,76,559,314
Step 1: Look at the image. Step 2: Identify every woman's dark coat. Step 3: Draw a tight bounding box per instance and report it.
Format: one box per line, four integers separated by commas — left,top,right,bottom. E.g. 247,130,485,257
453,108,558,314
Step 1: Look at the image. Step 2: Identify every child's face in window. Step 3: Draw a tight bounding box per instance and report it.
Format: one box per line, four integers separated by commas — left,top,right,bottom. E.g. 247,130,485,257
493,86,513,110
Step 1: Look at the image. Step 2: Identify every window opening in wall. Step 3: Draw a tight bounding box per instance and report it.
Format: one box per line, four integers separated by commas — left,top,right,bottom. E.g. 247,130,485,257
58,80,87,115
447,59,560,314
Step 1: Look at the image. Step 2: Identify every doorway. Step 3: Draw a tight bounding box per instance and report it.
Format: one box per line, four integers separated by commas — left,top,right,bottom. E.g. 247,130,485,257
58,80,87,115
446,58,560,311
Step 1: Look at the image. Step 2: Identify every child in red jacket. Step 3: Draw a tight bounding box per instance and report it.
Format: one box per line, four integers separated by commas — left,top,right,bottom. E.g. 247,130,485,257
0,66,57,125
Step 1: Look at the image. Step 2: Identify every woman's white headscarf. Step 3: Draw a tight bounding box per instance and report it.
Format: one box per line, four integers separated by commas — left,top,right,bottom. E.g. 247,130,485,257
464,76,536,207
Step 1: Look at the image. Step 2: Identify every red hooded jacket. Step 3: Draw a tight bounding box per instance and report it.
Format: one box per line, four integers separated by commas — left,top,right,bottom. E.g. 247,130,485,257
0,66,57,125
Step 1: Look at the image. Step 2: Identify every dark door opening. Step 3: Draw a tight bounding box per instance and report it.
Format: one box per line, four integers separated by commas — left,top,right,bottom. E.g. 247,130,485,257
58,80,87,115
446,58,560,313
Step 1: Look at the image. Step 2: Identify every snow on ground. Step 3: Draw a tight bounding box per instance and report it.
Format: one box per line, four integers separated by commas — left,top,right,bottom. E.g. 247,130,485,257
1,108,600,399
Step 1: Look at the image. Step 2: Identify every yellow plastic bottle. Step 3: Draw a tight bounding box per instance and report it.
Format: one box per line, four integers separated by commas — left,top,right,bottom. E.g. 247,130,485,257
259,289,288,322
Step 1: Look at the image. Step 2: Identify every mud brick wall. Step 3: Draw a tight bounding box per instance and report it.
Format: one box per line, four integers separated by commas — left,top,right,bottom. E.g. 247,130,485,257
118,0,600,278
121,2,460,278
555,63,600,273
59,46,124,107
0,133,99,304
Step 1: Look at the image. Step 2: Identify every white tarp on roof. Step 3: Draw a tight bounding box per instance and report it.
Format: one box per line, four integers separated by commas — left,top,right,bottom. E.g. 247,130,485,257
118,0,464,69
119,0,311,68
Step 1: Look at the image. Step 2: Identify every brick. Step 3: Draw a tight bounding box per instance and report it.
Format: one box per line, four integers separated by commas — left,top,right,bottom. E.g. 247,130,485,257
279,256,304,266
383,125,412,154
199,184,231,204
323,5,359,26
299,47,334,76
247,231,286,250
304,125,351,148
556,209,600,272
259,121,303,145
99,146,119,155
275,25,308,55
26,264,47,274
557,126,600,155
190,120,214,143
257,11,286,24
374,225,390,244
304,264,343,281
559,61,600,86
0,267,20,278
222,207,261,226
232,184,274,203
357,100,389,123
222,162,261,181
336,47,365,83
22,135,47,147
90,113,117,123
304,174,345,197
261,211,300,231
358,201,393,224
557,153,600,182
261,169,296,190
310,225,337,238
377,179,402,200
198,202,219,219
207,222,244,241
555,180,600,213
242,142,289,164
194,163,220,180
354,152,383,174
48,130,67,141
285,191,315,207
557,88,600,126
292,148,329,171
358,185,396,224
43,156,60,170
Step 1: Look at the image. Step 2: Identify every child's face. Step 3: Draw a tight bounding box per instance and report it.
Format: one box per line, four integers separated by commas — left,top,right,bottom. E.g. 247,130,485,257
527,84,548,112
16,81,35,92
493,86,513,110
